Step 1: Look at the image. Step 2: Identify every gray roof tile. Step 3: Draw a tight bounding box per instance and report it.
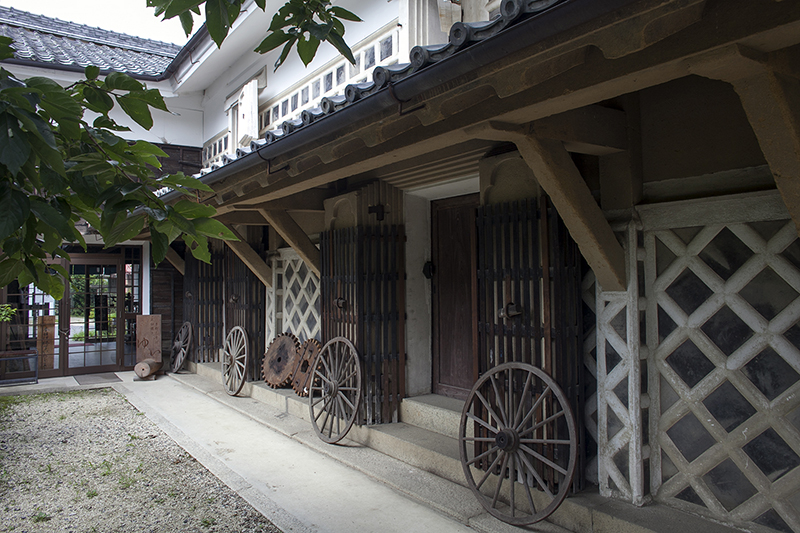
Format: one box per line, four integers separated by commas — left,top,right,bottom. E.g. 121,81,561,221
0,6,181,77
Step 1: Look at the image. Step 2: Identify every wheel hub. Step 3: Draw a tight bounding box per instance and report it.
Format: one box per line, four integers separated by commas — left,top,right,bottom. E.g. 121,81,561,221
495,428,519,452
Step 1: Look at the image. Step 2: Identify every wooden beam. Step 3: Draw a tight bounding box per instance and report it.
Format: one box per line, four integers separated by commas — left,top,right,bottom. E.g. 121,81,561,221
224,225,273,288
257,209,321,277
470,122,627,291
531,105,628,156
164,246,185,276
690,45,800,235
239,188,329,212
215,211,268,226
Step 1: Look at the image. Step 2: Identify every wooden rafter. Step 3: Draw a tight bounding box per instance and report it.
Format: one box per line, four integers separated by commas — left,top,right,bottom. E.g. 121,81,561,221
223,225,273,288
257,208,321,277
470,121,627,291
689,45,800,236
164,246,185,276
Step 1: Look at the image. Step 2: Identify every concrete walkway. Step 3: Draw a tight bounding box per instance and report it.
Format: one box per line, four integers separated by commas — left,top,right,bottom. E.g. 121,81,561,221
0,372,561,533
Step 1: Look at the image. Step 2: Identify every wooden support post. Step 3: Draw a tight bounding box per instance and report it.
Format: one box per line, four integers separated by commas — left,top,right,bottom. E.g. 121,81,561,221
223,225,273,288
470,122,627,291
689,45,800,235
257,208,321,277
164,246,185,276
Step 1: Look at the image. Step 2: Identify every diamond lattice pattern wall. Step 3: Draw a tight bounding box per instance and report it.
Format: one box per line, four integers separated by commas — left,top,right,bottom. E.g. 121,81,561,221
647,218,800,532
267,249,321,344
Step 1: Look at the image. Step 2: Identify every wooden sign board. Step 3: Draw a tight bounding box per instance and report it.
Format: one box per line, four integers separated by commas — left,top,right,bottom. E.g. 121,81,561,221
37,315,55,370
136,315,162,363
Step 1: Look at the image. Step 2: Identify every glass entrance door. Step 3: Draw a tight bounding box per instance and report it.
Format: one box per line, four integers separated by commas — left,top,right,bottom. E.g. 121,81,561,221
65,262,122,372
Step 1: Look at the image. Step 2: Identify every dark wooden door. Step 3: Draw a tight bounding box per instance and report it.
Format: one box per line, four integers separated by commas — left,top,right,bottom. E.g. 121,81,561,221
432,194,478,399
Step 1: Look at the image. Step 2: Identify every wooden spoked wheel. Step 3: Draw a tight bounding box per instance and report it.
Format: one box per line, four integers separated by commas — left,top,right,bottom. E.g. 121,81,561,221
308,336,362,444
459,362,577,526
221,326,249,396
170,322,192,373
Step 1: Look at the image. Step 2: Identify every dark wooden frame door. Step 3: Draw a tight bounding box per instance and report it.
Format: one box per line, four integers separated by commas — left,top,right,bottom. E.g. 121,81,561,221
431,194,479,399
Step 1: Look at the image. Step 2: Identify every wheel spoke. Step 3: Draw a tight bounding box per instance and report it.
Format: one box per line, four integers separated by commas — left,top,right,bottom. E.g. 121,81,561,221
466,410,500,434
518,410,565,439
514,372,533,428
517,445,553,497
519,443,568,476
490,453,509,510
490,373,509,428
520,438,571,445
339,392,356,412
459,362,576,526
474,390,505,430
462,436,496,443
466,444,501,467
516,451,539,514
476,450,505,491
516,385,550,432
509,452,516,517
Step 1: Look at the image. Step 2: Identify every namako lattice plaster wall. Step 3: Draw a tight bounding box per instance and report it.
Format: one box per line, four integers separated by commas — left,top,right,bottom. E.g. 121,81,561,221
590,191,800,532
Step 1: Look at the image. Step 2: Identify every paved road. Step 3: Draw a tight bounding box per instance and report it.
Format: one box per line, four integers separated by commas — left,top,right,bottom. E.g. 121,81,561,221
117,373,478,533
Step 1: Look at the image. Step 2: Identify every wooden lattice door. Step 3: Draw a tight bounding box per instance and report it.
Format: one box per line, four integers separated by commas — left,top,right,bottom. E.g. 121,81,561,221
476,196,585,490
321,225,406,425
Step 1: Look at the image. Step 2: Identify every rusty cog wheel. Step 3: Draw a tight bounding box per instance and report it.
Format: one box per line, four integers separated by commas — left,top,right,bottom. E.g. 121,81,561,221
262,333,300,388
291,338,322,397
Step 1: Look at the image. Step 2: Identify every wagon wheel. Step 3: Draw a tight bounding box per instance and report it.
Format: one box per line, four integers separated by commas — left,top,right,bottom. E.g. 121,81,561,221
308,336,362,444
221,326,249,396
459,362,577,526
170,322,192,373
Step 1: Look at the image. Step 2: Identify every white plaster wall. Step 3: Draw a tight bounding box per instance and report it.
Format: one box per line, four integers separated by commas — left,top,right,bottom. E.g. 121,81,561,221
196,0,401,143
404,193,432,396
3,64,202,147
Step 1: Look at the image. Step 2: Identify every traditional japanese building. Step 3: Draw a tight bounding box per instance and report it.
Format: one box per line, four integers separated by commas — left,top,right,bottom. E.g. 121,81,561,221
4,1,800,531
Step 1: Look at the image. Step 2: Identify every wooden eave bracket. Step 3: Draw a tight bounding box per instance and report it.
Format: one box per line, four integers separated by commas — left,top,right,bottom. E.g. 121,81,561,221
689,45,800,236
223,225,273,288
164,245,185,276
468,121,627,291
257,208,321,278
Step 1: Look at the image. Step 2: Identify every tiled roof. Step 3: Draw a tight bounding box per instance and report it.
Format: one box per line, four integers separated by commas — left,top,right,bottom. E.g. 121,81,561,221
0,6,181,77
200,0,568,176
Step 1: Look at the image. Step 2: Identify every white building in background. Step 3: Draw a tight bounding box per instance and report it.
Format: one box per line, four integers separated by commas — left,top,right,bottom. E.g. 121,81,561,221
4,2,800,533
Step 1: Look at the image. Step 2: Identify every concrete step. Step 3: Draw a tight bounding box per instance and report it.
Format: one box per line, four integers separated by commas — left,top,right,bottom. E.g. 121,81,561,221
400,393,464,439
182,362,742,533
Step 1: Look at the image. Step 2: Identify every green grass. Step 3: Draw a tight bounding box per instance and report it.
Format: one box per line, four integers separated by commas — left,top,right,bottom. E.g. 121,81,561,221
87,489,98,498
118,474,136,489
32,511,51,523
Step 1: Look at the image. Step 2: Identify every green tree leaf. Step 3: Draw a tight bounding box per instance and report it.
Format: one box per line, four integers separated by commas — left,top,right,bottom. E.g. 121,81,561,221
103,72,143,92
29,198,75,240
330,6,361,22
192,217,237,240
205,0,232,47
0,259,24,288
0,186,30,241
158,173,214,192
149,225,169,265
173,199,216,218
184,233,211,263
254,30,293,54
105,213,146,245
85,65,100,80
115,95,154,129
163,0,205,19
297,35,320,66
0,112,31,176
83,86,114,114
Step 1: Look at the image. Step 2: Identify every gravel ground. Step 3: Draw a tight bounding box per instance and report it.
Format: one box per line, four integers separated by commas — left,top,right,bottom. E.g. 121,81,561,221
0,388,282,533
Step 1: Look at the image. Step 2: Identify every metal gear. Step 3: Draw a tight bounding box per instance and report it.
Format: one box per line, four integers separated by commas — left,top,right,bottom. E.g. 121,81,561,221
262,333,300,388
291,338,322,397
